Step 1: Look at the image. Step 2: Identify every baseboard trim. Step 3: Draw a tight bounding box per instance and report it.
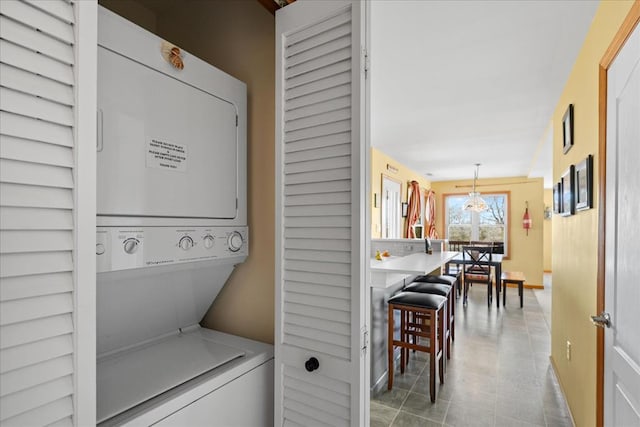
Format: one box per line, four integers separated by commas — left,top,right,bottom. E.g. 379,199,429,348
550,356,577,427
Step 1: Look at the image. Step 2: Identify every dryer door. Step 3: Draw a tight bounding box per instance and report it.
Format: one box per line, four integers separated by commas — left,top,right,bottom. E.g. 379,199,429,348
97,47,238,219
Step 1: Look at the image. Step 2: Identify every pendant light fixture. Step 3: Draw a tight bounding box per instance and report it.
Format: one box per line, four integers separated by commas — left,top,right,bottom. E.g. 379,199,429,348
463,163,488,212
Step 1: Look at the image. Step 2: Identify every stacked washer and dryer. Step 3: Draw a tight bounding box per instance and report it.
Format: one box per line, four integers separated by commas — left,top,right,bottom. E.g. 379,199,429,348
95,7,273,426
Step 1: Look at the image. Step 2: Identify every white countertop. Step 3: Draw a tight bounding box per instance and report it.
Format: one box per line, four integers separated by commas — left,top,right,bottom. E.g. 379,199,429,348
370,251,459,288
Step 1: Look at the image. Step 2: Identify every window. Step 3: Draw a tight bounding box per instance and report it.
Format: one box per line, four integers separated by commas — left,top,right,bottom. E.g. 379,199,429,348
444,193,509,255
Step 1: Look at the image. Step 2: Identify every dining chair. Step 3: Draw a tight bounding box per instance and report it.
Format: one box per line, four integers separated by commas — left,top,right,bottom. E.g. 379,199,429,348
462,245,494,306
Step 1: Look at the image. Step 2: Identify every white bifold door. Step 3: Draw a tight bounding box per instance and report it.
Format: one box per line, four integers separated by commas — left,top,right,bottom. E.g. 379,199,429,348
275,1,369,425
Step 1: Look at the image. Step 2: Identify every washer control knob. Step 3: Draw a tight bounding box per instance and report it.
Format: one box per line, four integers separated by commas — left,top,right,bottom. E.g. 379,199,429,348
203,234,215,249
227,231,243,252
179,236,194,251
96,243,105,255
123,238,139,254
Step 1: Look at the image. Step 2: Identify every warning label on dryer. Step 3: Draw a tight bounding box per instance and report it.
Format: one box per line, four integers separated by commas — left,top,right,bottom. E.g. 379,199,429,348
146,138,187,172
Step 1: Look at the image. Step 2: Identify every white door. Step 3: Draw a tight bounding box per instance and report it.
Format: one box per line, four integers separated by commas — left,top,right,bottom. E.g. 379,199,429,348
603,21,640,427
275,0,369,425
381,176,400,238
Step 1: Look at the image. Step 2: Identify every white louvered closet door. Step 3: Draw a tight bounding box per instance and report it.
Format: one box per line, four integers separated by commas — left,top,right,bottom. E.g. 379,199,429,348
0,1,96,426
275,1,369,426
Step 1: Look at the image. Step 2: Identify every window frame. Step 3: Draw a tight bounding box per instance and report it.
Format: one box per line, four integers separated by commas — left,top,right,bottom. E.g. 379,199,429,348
443,191,511,259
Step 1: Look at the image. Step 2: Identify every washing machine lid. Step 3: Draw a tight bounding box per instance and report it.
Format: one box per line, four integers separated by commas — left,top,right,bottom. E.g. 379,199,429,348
97,332,245,423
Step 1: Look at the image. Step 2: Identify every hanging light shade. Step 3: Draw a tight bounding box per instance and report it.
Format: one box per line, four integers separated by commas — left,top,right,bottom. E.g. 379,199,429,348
463,164,488,212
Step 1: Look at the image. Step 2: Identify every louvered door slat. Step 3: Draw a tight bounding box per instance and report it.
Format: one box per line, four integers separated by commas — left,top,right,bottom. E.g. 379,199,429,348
286,96,351,123
285,303,350,324
285,204,350,217
286,12,351,51
284,156,351,174
285,397,348,427
2,396,73,427
0,88,73,126
285,168,351,185
0,135,74,167
285,179,351,195
284,280,351,300
286,47,351,80
285,270,350,288
286,62,351,91
285,70,350,100
286,259,351,275
0,355,73,397
285,120,351,143
285,107,351,133
0,207,73,230
0,293,73,326
285,132,351,153
0,64,74,106
0,230,74,253
0,376,73,421
284,249,351,263
285,366,351,396
0,335,73,374
0,252,73,278
284,226,350,239
0,314,73,350
284,237,350,252
0,40,73,85
0,1,74,43
284,375,349,407
0,112,73,147
22,0,74,24
0,272,73,302
286,386,350,420
286,83,350,111
285,312,350,335
0,183,73,209
0,159,73,188
284,323,350,349
285,215,351,228
285,192,351,207
286,35,351,68
0,16,74,65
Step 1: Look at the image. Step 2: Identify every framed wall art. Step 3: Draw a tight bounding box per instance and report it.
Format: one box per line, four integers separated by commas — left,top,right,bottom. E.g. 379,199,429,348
553,182,561,214
575,154,593,211
562,104,574,154
560,165,575,216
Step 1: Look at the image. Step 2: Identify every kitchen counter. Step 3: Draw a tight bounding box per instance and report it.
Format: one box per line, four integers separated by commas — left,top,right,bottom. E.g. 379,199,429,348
370,251,459,288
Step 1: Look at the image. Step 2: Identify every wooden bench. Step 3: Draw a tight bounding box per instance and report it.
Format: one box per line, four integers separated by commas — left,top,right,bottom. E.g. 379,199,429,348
501,271,525,308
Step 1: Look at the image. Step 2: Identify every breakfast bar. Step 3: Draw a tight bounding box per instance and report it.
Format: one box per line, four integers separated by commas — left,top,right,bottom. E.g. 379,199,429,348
369,251,459,392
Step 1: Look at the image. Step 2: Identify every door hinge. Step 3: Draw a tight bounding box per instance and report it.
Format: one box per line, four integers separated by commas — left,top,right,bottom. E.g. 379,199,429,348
362,47,370,79
235,114,238,126
360,326,369,354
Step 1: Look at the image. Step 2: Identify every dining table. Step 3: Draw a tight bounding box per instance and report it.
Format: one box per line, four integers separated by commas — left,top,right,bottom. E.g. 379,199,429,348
448,253,504,307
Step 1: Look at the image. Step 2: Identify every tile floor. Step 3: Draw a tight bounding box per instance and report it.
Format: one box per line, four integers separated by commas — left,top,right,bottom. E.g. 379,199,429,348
371,278,573,427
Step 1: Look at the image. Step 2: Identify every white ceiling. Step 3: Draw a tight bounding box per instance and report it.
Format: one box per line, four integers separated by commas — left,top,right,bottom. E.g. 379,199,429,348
370,0,599,188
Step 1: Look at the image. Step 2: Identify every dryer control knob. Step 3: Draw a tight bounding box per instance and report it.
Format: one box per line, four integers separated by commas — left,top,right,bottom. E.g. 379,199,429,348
227,231,243,252
179,236,194,251
123,238,139,254
203,235,215,249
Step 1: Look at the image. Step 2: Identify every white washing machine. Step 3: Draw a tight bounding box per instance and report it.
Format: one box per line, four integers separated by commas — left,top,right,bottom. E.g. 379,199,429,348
96,7,272,426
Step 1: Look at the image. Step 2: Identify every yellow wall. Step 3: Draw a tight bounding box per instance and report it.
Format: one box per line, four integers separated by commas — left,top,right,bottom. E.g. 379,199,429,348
100,0,276,344
550,2,634,426
430,177,544,286
543,189,552,272
371,148,432,238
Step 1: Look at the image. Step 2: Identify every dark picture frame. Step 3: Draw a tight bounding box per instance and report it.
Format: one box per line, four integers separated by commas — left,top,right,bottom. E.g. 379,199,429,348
553,182,561,214
560,165,575,216
562,104,574,154
575,154,593,211
401,202,408,217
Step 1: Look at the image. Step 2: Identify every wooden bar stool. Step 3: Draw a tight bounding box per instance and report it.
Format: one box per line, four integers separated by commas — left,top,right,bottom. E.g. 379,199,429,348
404,281,453,360
387,292,446,402
411,275,457,341
501,271,526,308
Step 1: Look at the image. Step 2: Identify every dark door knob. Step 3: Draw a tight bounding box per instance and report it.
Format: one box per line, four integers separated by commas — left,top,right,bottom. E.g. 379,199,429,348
305,357,319,372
